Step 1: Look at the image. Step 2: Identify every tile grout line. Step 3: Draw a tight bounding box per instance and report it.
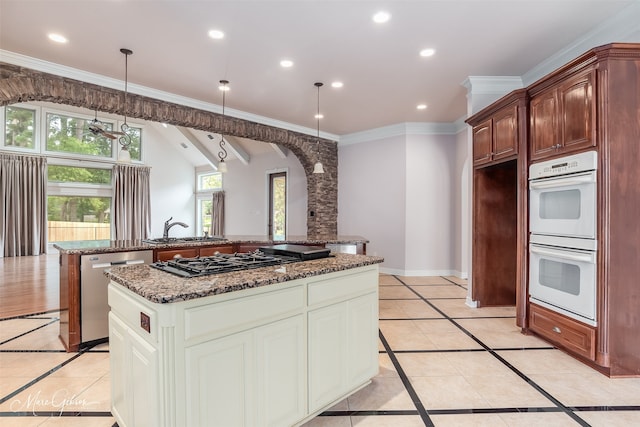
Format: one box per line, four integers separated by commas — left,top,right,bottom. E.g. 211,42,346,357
393,275,592,427
0,318,60,346
378,329,436,427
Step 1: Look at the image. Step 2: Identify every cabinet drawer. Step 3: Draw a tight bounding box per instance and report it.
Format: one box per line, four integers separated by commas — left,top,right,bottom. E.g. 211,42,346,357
184,285,305,341
529,303,596,361
156,248,199,261
199,245,234,256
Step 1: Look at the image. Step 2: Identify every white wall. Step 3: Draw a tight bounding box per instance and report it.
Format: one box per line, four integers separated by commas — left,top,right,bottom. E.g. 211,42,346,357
338,136,406,270
404,134,457,275
144,124,196,238
221,148,307,236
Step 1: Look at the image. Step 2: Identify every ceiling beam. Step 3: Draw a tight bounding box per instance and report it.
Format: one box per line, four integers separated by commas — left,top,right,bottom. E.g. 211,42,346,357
176,126,221,170
270,143,289,158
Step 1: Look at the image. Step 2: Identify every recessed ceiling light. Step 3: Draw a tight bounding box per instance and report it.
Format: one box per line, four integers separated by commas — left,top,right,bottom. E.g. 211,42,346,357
208,29,225,40
280,59,294,68
315,113,324,119
419,48,436,57
372,11,391,24
417,104,428,110
331,81,344,88
48,33,67,43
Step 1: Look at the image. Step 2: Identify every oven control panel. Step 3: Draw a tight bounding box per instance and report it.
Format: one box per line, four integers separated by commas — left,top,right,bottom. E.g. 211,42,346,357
529,151,598,179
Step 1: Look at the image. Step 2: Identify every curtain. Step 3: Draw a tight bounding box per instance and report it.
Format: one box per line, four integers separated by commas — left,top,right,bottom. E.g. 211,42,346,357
211,191,225,237
113,164,151,241
0,153,48,257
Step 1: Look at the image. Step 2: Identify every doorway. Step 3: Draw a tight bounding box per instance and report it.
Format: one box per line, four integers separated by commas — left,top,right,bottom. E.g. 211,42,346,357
268,172,287,240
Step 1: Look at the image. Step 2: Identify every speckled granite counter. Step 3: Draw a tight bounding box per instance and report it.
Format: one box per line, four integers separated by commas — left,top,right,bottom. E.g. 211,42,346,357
105,253,383,304
53,235,368,255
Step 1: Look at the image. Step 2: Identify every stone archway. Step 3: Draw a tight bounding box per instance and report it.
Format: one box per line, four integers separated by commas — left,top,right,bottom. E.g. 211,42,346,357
0,63,337,236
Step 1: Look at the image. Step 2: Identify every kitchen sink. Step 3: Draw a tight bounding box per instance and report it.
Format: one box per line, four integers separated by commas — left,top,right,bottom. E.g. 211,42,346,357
142,236,226,244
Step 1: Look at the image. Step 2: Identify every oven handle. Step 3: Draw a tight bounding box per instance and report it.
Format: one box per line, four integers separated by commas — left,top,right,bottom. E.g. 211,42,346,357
529,171,595,189
530,245,594,263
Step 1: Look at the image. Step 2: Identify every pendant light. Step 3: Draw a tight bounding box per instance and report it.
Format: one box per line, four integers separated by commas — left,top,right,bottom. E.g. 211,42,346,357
118,48,134,163
313,82,325,174
216,79,229,173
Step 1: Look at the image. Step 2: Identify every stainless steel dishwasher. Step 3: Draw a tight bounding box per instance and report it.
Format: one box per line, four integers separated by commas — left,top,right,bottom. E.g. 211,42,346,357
80,250,153,344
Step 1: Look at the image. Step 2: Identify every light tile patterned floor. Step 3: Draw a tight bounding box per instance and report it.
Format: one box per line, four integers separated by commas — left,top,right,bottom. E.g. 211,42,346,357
2,274,640,426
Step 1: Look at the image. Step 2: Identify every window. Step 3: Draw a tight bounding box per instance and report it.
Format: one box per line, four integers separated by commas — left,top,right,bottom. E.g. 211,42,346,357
120,125,143,162
4,105,36,149
47,163,113,242
196,170,223,235
46,112,114,157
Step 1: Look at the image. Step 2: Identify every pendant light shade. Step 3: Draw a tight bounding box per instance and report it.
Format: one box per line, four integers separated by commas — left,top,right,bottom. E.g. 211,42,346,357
118,48,134,163
313,82,325,174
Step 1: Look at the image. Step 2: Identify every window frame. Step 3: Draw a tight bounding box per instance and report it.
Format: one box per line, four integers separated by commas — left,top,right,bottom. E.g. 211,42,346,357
1,103,41,152
195,168,223,236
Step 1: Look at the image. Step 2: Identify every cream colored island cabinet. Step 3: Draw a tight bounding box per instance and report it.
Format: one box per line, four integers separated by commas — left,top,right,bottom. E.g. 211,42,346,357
107,262,380,427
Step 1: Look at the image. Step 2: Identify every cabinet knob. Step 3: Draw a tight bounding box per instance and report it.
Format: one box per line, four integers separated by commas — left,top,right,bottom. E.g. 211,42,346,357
173,254,183,259
552,326,562,334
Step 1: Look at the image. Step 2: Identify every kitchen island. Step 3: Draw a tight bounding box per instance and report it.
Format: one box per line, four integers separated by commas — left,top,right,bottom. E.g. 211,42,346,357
54,235,368,351
105,253,383,427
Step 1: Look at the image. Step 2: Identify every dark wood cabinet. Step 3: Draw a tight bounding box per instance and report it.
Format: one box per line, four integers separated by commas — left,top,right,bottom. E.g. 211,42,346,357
471,101,519,166
466,89,528,326
530,67,596,160
524,43,640,376
199,245,235,256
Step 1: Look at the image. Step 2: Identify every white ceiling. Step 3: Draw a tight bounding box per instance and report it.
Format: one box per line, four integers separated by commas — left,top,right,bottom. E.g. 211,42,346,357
0,0,637,137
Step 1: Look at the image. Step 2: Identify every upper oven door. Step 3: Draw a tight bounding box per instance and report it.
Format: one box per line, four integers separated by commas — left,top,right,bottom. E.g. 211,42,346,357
529,170,596,239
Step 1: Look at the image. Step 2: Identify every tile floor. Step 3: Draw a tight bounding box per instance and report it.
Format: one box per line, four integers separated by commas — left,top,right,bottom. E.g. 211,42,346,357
2,274,640,426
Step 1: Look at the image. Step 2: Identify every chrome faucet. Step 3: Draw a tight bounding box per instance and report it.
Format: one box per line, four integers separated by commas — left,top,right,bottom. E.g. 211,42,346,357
163,217,189,239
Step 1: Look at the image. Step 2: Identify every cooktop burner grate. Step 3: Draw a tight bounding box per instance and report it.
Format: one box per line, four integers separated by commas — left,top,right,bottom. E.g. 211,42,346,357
150,250,302,278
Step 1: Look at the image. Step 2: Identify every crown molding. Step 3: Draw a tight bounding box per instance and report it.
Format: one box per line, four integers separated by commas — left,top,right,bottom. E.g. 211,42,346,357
339,122,460,146
461,76,523,94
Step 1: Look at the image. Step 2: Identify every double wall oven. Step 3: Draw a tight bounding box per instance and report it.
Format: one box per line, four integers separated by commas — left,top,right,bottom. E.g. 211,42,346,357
528,151,598,326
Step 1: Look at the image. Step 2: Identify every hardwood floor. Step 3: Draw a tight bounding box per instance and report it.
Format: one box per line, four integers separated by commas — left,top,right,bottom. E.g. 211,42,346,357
0,252,59,319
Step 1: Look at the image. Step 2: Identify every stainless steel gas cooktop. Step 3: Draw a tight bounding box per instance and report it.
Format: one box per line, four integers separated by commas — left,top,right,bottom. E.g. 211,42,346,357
150,245,331,278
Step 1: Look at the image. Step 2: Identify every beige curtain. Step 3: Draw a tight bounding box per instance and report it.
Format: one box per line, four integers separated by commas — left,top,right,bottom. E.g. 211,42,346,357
211,191,225,237
0,153,48,257
113,164,151,241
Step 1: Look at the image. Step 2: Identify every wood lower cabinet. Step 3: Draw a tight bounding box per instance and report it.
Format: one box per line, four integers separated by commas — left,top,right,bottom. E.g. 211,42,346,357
108,264,379,427
198,245,235,256
529,65,596,161
529,303,596,361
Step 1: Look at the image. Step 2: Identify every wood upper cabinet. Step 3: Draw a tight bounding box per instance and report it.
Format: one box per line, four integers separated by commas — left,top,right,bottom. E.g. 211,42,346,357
530,67,596,160
468,91,523,168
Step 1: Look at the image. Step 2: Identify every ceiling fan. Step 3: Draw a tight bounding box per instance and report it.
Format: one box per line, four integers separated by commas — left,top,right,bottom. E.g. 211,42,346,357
86,110,124,140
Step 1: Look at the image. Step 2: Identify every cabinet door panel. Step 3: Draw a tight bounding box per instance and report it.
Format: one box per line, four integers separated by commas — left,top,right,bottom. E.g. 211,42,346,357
109,313,128,426
472,120,493,166
347,293,379,385
185,333,254,427
530,89,558,160
308,302,347,412
256,315,305,427
492,105,518,160
560,70,596,151
129,332,158,427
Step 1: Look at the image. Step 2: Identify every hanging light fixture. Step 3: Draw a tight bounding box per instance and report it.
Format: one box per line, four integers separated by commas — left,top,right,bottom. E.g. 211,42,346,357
313,82,325,174
118,48,134,163
216,79,229,173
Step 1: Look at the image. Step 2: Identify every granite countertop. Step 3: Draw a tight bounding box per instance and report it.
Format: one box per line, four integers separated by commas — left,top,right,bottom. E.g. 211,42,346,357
105,253,384,304
53,235,369,255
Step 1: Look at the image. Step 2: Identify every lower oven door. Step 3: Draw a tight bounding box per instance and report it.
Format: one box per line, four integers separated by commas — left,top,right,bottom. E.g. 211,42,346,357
529,243,597,326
